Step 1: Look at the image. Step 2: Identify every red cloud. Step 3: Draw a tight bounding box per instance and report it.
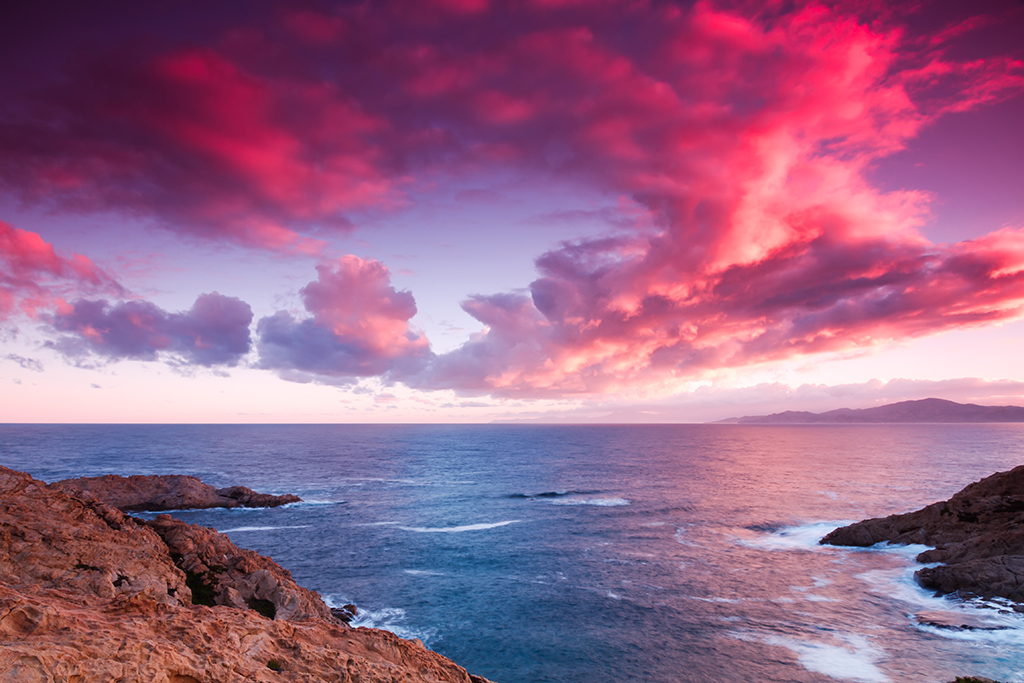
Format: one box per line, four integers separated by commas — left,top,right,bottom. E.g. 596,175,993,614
0,48,398,252
397,1,1024,396
257,256,430,380
0,221,123,320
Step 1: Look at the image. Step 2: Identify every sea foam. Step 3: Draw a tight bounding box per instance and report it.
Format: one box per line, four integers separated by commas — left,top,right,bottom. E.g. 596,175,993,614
219,524,311,533
550,497,630,507
398,520,520,533
734,632,890,683
856,564,1024,643
739,521,855,551
324,595,437,644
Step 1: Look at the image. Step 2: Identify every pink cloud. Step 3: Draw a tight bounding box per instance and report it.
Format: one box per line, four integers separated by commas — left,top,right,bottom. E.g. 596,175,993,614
399,1,1024,396
1,222,252,368
1,1,1022,395
257,256,430,380
0,221,123,320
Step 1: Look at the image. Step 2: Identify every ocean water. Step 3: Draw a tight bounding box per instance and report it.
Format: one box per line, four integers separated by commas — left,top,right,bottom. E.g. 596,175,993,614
2,423,1024,683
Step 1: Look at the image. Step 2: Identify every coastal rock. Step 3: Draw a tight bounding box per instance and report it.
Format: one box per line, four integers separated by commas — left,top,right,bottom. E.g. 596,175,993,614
331,604,359,623
821,465,1024,602
146,514,331,621
0,467,494,683
0,584,486,683
0,466,190,606
51,474,301,512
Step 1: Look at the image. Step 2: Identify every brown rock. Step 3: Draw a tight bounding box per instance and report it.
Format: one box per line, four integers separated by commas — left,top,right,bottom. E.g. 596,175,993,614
821,465,1024,602
215,485,302,508
145,514,330,621
0,466,190,606
0,467,495,683
51,474,301,512
0,584,487,683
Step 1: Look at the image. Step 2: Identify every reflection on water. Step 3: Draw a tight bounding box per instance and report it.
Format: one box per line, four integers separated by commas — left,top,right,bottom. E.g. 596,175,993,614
2,423,1023,682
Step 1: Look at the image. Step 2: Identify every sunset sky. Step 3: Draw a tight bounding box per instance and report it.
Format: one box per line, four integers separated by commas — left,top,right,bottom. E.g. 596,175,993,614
2,0,1024,423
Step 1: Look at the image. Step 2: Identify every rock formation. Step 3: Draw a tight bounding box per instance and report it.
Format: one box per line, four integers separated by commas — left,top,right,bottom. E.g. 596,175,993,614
821,465,1024,603
51,473,301,512
0,466,494,683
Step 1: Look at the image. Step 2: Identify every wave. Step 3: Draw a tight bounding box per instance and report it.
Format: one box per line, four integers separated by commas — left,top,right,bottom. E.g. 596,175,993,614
323,596,437,644
507,489,602,499
550,497,630,507
738,521,855,551
133,505,273,516
398,520,520,533
856,565,1024,643
285,498,343,507
733,631,889,683
219,524,311,533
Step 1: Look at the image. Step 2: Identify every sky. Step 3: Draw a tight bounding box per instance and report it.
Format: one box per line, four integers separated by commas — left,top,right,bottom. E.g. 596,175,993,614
2,0,1024,423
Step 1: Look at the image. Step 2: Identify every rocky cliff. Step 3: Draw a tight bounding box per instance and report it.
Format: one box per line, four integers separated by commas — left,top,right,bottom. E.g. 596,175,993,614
0,466,493,683
821,465,1024,603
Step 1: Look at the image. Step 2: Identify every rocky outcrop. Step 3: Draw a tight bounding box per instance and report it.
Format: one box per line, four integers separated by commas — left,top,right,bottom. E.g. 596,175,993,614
146,514,330,621
0,466,494,683
821,465,1024,602
51,474,301,511
0,467,190,607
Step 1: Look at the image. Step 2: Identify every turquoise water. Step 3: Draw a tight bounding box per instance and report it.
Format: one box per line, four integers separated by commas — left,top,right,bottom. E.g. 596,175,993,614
2,423,1023,682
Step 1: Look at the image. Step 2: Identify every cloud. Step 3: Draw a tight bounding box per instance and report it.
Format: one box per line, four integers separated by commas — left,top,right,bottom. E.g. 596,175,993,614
5,354,43,372
404,2,1024,396
1,222,254,370
51,292,253,366
491,377,1024,424
0,220,124,320
256,256,430,380
0,48,398,252
1,2,1023,396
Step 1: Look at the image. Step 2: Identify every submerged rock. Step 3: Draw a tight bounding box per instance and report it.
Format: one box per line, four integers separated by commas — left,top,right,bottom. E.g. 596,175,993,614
914,610,1010,632
51,473,301,511
821,465,1024,602
0,466,494,683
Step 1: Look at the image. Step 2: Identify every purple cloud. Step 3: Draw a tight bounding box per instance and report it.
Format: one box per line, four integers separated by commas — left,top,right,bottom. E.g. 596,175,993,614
52,292,252,366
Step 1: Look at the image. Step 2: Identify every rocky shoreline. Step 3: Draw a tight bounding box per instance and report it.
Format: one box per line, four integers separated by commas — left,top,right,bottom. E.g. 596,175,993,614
821,465,1024,604
0,466,493,682
51,473,302,512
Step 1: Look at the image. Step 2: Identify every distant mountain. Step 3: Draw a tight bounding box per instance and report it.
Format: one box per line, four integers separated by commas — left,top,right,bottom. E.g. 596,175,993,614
715,398,1024,424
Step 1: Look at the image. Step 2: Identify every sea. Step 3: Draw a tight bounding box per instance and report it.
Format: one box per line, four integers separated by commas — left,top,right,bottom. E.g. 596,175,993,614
2,423,1023,683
